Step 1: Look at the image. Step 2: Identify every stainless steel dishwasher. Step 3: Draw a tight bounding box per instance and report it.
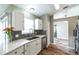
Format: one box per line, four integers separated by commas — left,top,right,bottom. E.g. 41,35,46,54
41,36,47,49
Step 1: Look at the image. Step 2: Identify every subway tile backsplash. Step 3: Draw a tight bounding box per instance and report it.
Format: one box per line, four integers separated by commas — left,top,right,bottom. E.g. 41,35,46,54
12,30,46,41
34,30,46,35
12,31,22,41
12,31,35,41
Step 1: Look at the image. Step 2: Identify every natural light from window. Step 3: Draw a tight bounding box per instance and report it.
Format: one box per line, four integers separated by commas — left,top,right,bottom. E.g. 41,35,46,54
22,18,34,34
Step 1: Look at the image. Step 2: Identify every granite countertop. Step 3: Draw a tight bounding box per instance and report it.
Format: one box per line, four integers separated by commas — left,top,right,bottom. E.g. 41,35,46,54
0,39,30,55
0,35,46,55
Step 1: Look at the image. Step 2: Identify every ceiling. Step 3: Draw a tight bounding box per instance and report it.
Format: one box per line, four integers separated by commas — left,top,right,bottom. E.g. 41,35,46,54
13,4,76,17
0,4,76,17
13,4,56,17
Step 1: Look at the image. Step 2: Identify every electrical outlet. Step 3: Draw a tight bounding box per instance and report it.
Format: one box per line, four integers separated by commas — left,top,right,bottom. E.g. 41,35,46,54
15,34,19,38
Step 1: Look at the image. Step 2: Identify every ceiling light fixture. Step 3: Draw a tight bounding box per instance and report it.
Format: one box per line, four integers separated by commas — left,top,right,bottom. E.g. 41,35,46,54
54,4,60,10
29,8,35,12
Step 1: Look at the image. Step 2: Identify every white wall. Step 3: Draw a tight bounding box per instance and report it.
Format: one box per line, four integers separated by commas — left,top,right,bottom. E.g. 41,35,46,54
54,21,68,40
40,15,51,47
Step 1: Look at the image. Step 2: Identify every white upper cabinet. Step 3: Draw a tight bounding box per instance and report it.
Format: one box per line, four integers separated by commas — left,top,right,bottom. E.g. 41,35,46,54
12,11,24,30
35,18,42,30
54,5,79,19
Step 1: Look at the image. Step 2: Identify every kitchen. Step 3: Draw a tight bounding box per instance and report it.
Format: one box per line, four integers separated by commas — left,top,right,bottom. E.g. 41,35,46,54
0,4,79,55
0,4,48,55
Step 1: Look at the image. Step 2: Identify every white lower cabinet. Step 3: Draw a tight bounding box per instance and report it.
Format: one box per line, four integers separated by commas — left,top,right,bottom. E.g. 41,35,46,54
25,43,30,55
29,39,41,55
6,38,41,55
29,41,37,55
7,46,24,55
35,39,41,54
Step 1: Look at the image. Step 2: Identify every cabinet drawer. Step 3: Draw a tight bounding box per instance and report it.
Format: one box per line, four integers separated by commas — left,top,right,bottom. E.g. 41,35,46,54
7,46,24,55
35,39,41,54
25,44,30,55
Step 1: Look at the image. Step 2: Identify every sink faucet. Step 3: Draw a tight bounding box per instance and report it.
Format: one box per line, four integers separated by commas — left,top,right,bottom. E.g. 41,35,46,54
29,28,34,33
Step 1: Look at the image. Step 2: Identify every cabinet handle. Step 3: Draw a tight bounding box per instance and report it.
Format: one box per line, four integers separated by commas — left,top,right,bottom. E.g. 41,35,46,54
15,51,17,54
22,51,25,54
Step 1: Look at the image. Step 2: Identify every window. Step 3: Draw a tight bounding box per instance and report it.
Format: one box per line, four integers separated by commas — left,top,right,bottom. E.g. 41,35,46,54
22,18,34,34
0,16,9,52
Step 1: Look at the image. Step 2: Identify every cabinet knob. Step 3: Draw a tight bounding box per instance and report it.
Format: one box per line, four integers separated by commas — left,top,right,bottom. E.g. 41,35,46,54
15,51,17,54
22,51,25,54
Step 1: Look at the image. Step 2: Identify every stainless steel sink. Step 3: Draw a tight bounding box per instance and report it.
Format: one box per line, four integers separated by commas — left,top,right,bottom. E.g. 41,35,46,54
26,36,39,40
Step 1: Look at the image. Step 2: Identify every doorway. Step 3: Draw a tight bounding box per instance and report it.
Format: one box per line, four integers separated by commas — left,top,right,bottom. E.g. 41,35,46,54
53,21,69,48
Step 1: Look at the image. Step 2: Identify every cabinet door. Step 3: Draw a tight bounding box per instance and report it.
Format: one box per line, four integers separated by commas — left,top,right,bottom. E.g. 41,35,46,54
25,43,30,55
38,19,42,29
12,12,24,30
16,46,24,55
6,49,18,55
29,41,37,55
35,19,42,30
6,50,17,55
29,39,41,55
6,46,24,55
35,39,41,54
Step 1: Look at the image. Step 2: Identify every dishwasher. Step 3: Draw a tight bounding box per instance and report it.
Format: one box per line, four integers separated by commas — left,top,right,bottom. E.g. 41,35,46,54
41,36,47,49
